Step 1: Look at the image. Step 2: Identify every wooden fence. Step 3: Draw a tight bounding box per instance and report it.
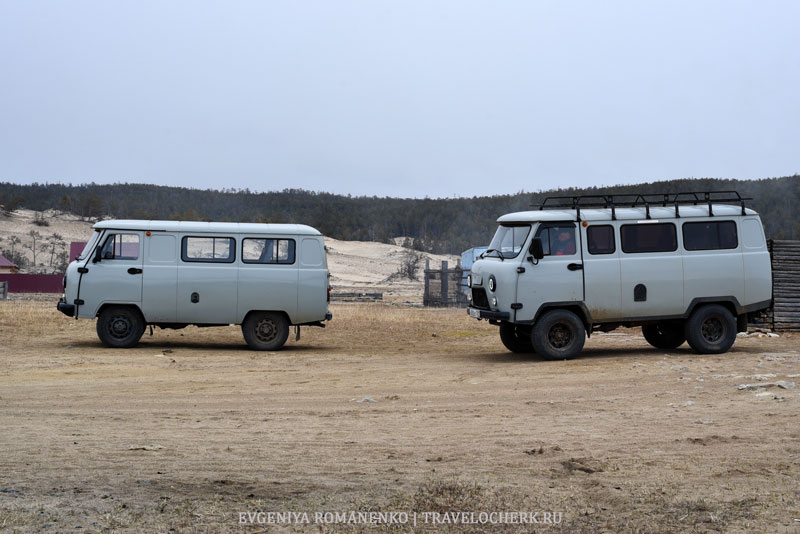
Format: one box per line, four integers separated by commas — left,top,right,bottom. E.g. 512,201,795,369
331,291,383,302
768,240,800,331
423,260,468,308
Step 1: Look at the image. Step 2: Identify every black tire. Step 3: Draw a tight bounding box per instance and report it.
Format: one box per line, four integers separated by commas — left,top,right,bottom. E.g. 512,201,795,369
96,306,145,348
642,321,686,349
684,304,736,354
499,323,535,353
531,310,586,360
242,312,289,351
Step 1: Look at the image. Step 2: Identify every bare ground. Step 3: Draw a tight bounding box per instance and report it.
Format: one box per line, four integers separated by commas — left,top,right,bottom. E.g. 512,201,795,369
0,300,799,533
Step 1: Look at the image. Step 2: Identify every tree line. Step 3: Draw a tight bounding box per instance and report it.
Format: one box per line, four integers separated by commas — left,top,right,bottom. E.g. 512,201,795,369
0,176,798,255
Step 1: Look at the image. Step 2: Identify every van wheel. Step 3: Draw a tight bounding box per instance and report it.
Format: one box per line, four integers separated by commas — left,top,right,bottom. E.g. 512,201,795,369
499,323,535,353
642,322,686,349
685,305,736,354
532,310,585,360
96,306,145,348
242,312,289,351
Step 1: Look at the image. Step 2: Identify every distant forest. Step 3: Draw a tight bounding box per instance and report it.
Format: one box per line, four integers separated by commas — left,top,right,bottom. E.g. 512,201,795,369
1,176,798,254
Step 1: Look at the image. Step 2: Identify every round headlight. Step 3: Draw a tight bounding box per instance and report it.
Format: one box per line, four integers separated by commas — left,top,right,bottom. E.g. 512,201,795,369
466,274,472,288
488,275,496,292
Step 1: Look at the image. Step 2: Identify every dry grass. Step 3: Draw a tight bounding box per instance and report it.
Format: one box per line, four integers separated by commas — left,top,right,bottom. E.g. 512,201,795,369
321,303,496,351
0,299,75,342
0,298,798,533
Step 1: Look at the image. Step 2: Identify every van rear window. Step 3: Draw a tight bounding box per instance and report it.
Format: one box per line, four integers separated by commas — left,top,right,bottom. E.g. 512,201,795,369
181,237,235,263
242,238,295,264
682,221,738,251
620,223,677,253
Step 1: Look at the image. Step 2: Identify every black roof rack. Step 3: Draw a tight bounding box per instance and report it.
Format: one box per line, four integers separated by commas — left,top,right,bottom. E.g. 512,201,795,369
532,190,751,221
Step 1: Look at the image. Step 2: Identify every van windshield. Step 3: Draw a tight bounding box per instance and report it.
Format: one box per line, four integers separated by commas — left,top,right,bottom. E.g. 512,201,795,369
485,224,531,259
76,231,101,260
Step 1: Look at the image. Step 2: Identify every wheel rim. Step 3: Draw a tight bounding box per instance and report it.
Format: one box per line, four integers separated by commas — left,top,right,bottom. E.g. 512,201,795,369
701,317,724,343
548,323,572,349
255,318,278,343
108,315,132,339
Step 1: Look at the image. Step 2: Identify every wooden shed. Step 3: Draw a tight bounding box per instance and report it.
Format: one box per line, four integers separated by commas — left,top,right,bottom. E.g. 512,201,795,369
0,255,20,274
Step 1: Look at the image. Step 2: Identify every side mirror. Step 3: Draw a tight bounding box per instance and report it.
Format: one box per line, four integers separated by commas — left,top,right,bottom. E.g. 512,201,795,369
93,247,102,263
530,238,544,260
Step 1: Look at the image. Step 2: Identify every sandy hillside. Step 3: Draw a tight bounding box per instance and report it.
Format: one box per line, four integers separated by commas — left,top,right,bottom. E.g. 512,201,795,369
0,209,97,270
0,210,459,300
325,237,459,300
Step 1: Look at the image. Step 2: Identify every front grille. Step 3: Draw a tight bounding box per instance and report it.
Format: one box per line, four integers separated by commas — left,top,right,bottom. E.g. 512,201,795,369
471,288,489,309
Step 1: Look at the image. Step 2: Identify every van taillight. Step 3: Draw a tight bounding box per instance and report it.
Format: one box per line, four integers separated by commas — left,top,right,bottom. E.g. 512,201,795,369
327,286,331,302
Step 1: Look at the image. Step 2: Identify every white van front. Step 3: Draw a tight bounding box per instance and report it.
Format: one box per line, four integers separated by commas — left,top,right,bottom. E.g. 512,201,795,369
467,222,533,322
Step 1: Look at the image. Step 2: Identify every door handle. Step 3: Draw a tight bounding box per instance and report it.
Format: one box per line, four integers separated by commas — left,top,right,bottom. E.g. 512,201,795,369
127,268,143,275
567,263,583,271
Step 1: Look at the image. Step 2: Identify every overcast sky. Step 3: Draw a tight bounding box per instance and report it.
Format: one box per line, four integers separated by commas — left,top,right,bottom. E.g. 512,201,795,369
0,1,798,198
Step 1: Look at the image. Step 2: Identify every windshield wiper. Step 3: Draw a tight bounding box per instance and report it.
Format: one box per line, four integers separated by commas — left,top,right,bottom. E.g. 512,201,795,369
481,249,505,261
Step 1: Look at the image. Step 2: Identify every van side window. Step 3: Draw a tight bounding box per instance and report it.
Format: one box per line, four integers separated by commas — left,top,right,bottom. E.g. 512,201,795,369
242,238,296,264
587,225,615,254
181,237,235,263
535,224,577,256
620,223,677,253
682,221,738,251
100,234,139,260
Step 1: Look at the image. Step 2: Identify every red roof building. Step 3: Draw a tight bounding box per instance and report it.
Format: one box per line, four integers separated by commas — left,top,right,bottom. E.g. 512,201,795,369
0,255,20,274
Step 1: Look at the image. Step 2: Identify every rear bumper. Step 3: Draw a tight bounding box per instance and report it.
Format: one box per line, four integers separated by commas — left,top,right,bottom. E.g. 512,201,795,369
57,298,75,317
467,306,510,321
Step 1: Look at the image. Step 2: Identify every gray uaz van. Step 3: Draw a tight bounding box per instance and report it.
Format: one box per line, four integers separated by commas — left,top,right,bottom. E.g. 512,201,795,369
58,220,332,350
467,192,772,359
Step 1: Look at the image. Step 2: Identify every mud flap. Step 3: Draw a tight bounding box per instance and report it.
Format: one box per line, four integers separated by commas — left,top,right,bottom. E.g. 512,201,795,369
737,314,748,333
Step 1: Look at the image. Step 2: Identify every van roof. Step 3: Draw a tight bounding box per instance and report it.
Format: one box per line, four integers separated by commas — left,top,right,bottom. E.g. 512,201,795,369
93,219,322,235
498,204,758,224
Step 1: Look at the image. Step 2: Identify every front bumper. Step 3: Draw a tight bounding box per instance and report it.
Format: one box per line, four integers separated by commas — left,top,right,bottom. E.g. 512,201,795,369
467,306,510,321
57,298,75,317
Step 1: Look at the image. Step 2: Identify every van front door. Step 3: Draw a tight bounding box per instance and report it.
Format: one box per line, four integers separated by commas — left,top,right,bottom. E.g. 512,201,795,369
515,223,584,323
77,232,144,318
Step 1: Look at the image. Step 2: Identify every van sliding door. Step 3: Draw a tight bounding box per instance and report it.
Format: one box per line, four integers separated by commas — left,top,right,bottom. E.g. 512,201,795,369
581,224,622,321
177,235,239,324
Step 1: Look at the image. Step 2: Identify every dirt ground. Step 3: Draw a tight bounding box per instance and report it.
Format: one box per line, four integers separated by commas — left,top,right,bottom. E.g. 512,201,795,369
0,300,799,533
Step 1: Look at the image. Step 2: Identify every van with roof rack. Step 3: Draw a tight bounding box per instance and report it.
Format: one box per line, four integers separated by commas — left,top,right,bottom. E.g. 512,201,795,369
57,220,332,350
466,191,772,359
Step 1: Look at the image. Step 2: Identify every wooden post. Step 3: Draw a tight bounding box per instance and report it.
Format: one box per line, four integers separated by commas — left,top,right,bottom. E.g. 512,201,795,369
441,260,448,307
0,281,7,300
423,260,430,306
